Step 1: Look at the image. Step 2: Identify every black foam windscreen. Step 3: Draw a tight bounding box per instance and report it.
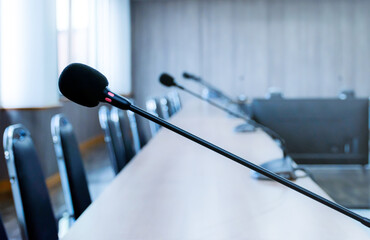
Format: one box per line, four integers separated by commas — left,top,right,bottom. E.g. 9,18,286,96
59,63,108,107
183,72,193,79
183,72,201,82
159,73,176,87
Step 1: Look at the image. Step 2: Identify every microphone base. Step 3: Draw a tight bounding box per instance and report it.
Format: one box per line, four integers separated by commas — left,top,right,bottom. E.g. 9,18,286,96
252,156,297,180
234,123,256,132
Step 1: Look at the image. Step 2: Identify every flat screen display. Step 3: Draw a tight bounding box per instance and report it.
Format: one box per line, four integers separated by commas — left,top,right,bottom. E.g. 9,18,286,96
251,98,369,164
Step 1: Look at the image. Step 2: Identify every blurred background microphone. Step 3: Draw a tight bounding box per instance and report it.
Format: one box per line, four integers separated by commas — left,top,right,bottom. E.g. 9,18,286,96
183,72,236,104
160,73,302,180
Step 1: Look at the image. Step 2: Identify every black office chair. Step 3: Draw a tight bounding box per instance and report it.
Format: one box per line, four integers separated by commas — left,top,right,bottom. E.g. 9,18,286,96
0,215,8,240
155,97,170,120
126,110,142,152
110,107,141,161
3,124,58,240
99,106,129,174
51,114,91,220
167,91,182,114
165,96,176,117
145,99,161,136
134,113,150,148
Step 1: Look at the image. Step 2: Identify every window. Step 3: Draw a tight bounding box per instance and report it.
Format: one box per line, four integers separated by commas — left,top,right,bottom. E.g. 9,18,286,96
57,0,95,75
56,0,131,95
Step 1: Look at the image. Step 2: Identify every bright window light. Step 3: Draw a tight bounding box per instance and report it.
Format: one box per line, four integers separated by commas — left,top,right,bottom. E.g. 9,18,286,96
71,0,90,29
56,0,70,31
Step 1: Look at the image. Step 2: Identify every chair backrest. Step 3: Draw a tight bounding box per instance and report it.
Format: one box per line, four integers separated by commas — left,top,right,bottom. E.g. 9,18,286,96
111,108,141,160
167,91,182,112
98,106,128,174
3,125,58,240
51,114,91,220
0,214,8,240
145,99,161,136
126,111,141,152
165,96,176,117
133,113,149,148
155,97,170,120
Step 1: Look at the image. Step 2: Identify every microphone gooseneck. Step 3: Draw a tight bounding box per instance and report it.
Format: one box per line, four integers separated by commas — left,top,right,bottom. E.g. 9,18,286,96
59,63,370,228
183,72,201,82
159,73,288,158
160,73,247,119
182,71,235,103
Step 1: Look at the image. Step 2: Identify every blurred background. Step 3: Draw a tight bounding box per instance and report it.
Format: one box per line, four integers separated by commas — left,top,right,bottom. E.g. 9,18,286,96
0,0,369,239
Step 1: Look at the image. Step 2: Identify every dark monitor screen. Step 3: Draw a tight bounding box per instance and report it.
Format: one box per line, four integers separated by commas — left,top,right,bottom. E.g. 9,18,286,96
251,98,369,164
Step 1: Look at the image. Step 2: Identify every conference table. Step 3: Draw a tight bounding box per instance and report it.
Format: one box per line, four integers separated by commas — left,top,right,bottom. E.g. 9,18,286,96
63,101,369,239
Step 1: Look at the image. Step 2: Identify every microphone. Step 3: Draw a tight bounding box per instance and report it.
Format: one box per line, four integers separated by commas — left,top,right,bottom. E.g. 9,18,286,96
183,72,201,82
162,73,256,132
59,63,109,107
160,74,253,125
59,63,369,228
160,73,297,179
183,72,235,103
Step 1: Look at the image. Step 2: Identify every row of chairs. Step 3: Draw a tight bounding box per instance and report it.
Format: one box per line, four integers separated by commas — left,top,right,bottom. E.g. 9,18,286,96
2,114,89,239
145,91,182,136
0,91,182,240
98,92,182,175
98,106,141,174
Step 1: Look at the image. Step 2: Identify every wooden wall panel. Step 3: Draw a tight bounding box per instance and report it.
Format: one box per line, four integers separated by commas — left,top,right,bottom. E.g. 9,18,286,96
131,0,370,104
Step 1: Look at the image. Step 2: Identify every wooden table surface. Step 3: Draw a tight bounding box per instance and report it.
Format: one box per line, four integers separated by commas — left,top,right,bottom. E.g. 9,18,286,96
63,101,369,240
